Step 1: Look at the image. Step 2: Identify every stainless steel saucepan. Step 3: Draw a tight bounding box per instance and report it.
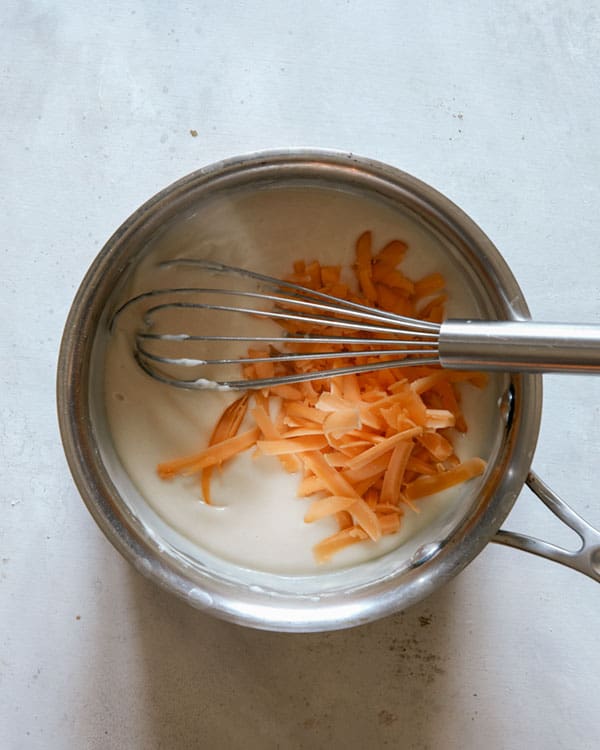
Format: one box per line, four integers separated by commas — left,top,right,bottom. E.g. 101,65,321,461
57,150,600,632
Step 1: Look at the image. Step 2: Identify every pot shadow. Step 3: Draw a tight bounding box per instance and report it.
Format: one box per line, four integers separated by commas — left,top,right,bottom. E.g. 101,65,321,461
124,563,485,750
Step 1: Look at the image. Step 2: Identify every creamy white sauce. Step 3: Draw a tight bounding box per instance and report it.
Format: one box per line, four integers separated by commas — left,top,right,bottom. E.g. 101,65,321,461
191,378,233,391
103,185,503,575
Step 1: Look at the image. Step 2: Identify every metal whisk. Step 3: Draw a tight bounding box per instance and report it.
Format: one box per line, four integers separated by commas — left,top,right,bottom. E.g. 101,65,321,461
112,259,600,390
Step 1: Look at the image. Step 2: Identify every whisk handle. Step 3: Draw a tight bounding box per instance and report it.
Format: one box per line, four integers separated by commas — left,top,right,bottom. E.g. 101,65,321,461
439,320,600,374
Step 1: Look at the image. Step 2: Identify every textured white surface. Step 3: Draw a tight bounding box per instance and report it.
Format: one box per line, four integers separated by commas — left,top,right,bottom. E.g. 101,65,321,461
2,1,600,748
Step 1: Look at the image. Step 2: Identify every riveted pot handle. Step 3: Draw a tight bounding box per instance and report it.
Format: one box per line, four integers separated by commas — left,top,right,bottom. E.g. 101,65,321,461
492,471,600,582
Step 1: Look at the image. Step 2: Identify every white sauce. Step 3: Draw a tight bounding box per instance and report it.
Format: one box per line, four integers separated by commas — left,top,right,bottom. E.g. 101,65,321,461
191,378,232,391
103,185,502,575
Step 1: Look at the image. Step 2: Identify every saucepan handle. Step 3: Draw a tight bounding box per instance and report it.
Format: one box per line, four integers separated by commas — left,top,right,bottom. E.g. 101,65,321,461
492,471,600,582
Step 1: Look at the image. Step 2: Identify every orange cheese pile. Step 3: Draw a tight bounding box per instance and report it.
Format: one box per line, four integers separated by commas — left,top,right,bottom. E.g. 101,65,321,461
157,232,487,562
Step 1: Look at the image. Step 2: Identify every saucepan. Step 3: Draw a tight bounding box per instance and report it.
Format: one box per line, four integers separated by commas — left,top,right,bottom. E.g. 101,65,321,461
57,150,600,632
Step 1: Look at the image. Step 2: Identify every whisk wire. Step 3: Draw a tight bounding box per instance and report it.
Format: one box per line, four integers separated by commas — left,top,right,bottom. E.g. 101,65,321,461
134,350,441,390
156,258,440,331
141,298,440,338
115,259,444,390
136,342,439,367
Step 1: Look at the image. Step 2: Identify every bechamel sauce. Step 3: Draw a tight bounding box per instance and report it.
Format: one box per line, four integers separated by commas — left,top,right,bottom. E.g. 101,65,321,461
104,185,502,575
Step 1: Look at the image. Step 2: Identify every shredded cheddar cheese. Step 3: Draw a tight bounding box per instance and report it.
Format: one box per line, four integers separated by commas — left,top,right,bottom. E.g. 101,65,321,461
156,231,488,562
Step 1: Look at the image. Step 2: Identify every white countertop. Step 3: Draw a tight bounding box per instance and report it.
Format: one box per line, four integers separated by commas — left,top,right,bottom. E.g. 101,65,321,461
2,2,600,748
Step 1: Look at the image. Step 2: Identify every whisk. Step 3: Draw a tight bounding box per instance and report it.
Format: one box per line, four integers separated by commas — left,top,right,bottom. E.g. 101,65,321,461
113,259,600,390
